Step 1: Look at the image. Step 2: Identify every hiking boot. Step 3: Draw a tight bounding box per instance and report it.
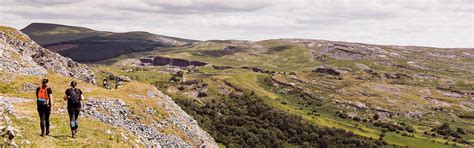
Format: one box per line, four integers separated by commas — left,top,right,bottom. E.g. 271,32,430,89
46,130,50,136
40,132,45,137
72,129,76,139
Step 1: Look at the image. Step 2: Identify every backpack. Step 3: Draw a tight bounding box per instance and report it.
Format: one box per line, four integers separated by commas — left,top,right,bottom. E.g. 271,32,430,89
37,86,50,106
68,88,81,105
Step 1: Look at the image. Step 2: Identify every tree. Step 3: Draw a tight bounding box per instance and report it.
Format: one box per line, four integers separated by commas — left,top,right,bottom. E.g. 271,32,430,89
456,127,466,134
373,114,380,120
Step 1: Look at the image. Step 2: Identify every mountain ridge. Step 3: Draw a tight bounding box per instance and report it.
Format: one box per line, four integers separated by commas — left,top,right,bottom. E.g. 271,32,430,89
20,23,197,62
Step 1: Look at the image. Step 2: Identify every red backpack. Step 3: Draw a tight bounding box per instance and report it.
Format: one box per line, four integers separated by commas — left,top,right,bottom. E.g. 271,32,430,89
37,86,50,105
38,86,49,100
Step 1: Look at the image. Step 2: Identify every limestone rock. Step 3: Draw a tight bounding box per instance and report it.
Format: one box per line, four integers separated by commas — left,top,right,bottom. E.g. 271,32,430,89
312,66,341,76
0,27,96,84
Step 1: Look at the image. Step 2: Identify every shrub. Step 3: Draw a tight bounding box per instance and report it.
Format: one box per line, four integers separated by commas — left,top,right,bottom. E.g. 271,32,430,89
373,114,379,120
456,127,466,134
406,126,415,133
336,111,349,119
353,116,361,122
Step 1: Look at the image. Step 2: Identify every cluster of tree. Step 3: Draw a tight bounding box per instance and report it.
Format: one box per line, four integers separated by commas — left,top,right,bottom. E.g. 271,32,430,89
174,92,383,146
373,121,415,133
401,132,415,137
431,123,465,138
335,111,383,124
428,123,470,144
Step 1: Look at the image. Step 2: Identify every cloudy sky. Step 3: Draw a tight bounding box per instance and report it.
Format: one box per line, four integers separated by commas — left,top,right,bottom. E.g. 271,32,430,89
0,0,472,47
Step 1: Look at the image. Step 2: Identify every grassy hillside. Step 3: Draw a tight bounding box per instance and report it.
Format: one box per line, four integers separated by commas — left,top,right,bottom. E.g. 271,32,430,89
0,71,196,146
94,39,473,147
21,23,109,46
94,64,469,147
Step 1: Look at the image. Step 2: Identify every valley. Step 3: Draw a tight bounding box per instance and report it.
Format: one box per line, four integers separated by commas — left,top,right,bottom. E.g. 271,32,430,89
96,37,473,147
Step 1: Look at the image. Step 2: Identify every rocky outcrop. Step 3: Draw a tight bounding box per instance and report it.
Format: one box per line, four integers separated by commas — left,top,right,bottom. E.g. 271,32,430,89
0,26,96,84
148,89,216,147
212,65,233,70
320,43,369,60
82,99,189,147
0,97,32,147
312,66,341,76
356,63,372,73
241,66,273,73
383,73,412,79
81,89,216,147
314,42,392,60
436,87,473,97
139,58,154,66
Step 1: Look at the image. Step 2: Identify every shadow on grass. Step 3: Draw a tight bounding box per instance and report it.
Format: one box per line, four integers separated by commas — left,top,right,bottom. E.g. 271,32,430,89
51,134,71,140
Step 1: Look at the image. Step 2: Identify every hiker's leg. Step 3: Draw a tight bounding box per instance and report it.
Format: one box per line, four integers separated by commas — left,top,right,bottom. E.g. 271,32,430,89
67,108,75,130
37,107,45,134
73,108,80,129
68,108,79,138
45,107,51,133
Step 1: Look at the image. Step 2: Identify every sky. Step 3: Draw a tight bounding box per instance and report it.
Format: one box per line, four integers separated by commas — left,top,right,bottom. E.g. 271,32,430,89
0,0,472,48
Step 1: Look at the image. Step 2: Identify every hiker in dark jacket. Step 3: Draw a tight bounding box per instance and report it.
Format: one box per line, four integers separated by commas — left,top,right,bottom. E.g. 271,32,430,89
103,78,109,89
36,78,54,137
63,81,84,138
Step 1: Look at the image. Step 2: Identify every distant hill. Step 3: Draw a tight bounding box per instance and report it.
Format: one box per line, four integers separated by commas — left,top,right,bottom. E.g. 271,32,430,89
21,23,197,62
21,23,109,45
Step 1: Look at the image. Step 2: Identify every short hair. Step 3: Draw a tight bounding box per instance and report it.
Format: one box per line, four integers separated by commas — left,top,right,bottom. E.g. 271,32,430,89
70,81,77,88
42,79,49,85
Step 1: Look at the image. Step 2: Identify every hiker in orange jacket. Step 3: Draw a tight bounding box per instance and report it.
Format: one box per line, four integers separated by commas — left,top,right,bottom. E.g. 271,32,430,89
36,78,54,137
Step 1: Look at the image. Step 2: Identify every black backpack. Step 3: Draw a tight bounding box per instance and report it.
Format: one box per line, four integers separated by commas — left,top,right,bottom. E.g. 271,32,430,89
69,88,81,105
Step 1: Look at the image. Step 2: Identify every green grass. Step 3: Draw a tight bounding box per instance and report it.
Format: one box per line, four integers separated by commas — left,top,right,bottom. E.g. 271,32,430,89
0,26,29,42
94,66,172,85
13,101,134,146
0,71,193,146
382,132,456,148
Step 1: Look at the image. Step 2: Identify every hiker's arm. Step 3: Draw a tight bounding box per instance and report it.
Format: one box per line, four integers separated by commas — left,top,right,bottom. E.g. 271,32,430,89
64,89,68,101
80,95,85,101
35,88,39,98
48,88,53,108
49,94,54,107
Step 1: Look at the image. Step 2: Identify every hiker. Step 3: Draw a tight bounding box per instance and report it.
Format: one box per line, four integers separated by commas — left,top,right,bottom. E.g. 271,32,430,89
36,78,53,137
115,77,119,89
103,78,109,89
63,81,84,138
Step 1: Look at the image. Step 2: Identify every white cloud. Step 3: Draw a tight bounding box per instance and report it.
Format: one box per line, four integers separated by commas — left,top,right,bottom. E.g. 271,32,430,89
0,0,472,47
